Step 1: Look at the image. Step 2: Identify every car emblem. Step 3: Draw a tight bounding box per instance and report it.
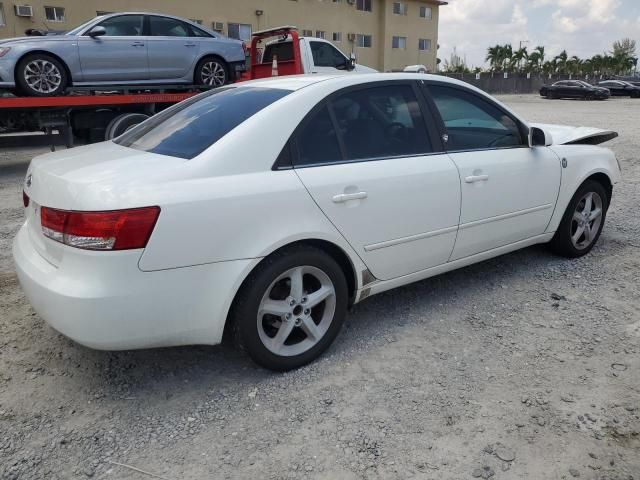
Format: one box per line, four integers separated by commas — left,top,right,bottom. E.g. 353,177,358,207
25,174,32,188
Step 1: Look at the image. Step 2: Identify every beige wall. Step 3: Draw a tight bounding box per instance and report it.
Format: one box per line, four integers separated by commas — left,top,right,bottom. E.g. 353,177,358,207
0,0,442,71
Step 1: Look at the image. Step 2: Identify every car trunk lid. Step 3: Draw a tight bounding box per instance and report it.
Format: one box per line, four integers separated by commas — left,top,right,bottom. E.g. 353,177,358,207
22,141,183,266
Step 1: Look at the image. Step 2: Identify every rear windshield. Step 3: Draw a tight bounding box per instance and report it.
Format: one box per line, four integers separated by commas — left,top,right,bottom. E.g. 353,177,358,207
115,87,291,159
263,42,294,63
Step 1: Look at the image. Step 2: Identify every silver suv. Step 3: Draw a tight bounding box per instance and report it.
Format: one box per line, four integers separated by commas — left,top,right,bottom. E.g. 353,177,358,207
0,12,246,96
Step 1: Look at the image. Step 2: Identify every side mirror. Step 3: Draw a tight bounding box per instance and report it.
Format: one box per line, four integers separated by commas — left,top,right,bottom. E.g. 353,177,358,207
88,26,106,38
529,126,552,147
337,57,355,71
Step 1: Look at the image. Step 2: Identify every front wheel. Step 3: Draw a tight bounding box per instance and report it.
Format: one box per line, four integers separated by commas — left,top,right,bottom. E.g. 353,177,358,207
548,180,609,258
16,53,68,97
230,245,348,371
195,57,229,87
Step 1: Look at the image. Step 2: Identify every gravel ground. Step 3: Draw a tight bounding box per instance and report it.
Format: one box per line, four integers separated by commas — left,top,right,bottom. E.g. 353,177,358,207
0,95,638,480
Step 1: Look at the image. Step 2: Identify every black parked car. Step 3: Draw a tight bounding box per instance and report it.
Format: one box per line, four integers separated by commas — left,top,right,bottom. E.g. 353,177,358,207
540,80,610,100
598,80,640,97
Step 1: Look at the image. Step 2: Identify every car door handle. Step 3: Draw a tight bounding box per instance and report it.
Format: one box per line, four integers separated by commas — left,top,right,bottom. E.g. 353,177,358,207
131,42,145,47
332,192,368,203
464,175,489,183
184,43,197,47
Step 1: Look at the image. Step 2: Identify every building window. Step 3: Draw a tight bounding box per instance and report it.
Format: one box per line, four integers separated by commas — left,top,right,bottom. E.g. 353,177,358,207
418,38,431,51
356,0,372,12
332,32,342,42
44,6,65,22
228,23,252,41
0,3,5,26
356,34,372,48
420,6,432,19
333,0,341,3
393,2,408,15
316,30,326,39
302,29,313,37
392,36,407,49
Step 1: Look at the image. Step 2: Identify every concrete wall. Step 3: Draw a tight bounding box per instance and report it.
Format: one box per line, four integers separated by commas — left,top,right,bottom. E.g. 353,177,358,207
438,73,613,95
0,0,443,72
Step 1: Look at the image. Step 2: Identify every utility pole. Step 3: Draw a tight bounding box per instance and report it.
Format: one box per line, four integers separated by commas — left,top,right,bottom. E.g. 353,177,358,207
519,40,530,72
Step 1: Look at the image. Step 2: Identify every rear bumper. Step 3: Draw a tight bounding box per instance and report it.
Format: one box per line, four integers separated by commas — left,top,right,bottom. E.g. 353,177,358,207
13,224,255,350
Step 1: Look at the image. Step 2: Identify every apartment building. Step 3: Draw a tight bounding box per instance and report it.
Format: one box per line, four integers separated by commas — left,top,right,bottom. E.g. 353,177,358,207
0,0,446,71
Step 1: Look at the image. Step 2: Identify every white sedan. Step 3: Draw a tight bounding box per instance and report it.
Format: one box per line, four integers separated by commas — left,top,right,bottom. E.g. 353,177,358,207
13,73,621,370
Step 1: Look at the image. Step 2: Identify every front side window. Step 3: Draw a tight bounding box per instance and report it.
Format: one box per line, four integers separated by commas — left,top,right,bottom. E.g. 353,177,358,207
294,84,431,167
310,41,347,68
94,15,144,36
116,87,291,159
149,16,190,37
428,84,523,151
45,6,65,22
228,22,252,41
356,0,372,12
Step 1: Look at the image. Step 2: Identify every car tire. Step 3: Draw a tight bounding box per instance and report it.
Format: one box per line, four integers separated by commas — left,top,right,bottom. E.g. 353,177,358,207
195,57,229,87
230,245,349,371
104,113,149,140
548,180,609,258
16,53,68,97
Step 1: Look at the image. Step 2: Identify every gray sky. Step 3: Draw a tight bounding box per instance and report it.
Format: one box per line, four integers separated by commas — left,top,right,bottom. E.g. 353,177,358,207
438,0,640,68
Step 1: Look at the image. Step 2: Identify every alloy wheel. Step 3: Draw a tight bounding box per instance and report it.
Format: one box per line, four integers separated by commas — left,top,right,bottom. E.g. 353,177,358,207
257,266,336,357
570,191,603,250
200,61,226,87
24,60,62,94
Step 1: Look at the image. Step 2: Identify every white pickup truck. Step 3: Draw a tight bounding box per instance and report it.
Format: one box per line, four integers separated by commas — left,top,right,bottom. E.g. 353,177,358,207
247,26,376,80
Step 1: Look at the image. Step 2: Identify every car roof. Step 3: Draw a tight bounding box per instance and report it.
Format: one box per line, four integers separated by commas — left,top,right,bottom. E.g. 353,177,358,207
238,73,475,91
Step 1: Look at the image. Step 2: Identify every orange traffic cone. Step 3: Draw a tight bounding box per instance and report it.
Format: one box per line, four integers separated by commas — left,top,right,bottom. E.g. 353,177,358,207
271,54,279,77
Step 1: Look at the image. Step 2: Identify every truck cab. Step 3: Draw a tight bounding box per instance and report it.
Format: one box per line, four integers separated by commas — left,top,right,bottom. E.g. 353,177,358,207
248,26,376,80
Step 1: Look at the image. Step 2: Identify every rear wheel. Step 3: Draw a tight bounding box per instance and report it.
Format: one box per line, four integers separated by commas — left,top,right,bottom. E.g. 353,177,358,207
104,113,149,140
16,53,68,97
195,57,229,87
549,180,609,258
230,245,348,371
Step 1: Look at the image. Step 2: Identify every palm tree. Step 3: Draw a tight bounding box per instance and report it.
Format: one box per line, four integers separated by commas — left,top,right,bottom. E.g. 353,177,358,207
500,44,513,71
554,50,569,74
510,46,528,72
486,45,502,72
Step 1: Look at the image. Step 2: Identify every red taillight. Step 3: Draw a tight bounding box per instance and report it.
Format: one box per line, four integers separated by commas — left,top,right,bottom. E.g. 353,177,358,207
23,191,30,208
41,206,160,251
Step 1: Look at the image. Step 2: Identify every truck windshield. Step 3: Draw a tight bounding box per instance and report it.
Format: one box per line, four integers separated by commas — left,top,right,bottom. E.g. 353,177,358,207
115,87,291,159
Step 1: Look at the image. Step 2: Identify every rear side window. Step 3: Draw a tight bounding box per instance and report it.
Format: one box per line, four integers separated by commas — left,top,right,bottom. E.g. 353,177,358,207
294,84,432,167
116,87,291,159
297,106,342,166
149,16,190,37
428,84,523,151
333,85,431,160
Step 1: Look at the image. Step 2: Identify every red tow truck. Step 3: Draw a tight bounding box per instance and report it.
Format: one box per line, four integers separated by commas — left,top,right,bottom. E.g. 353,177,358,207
0,26,349,148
